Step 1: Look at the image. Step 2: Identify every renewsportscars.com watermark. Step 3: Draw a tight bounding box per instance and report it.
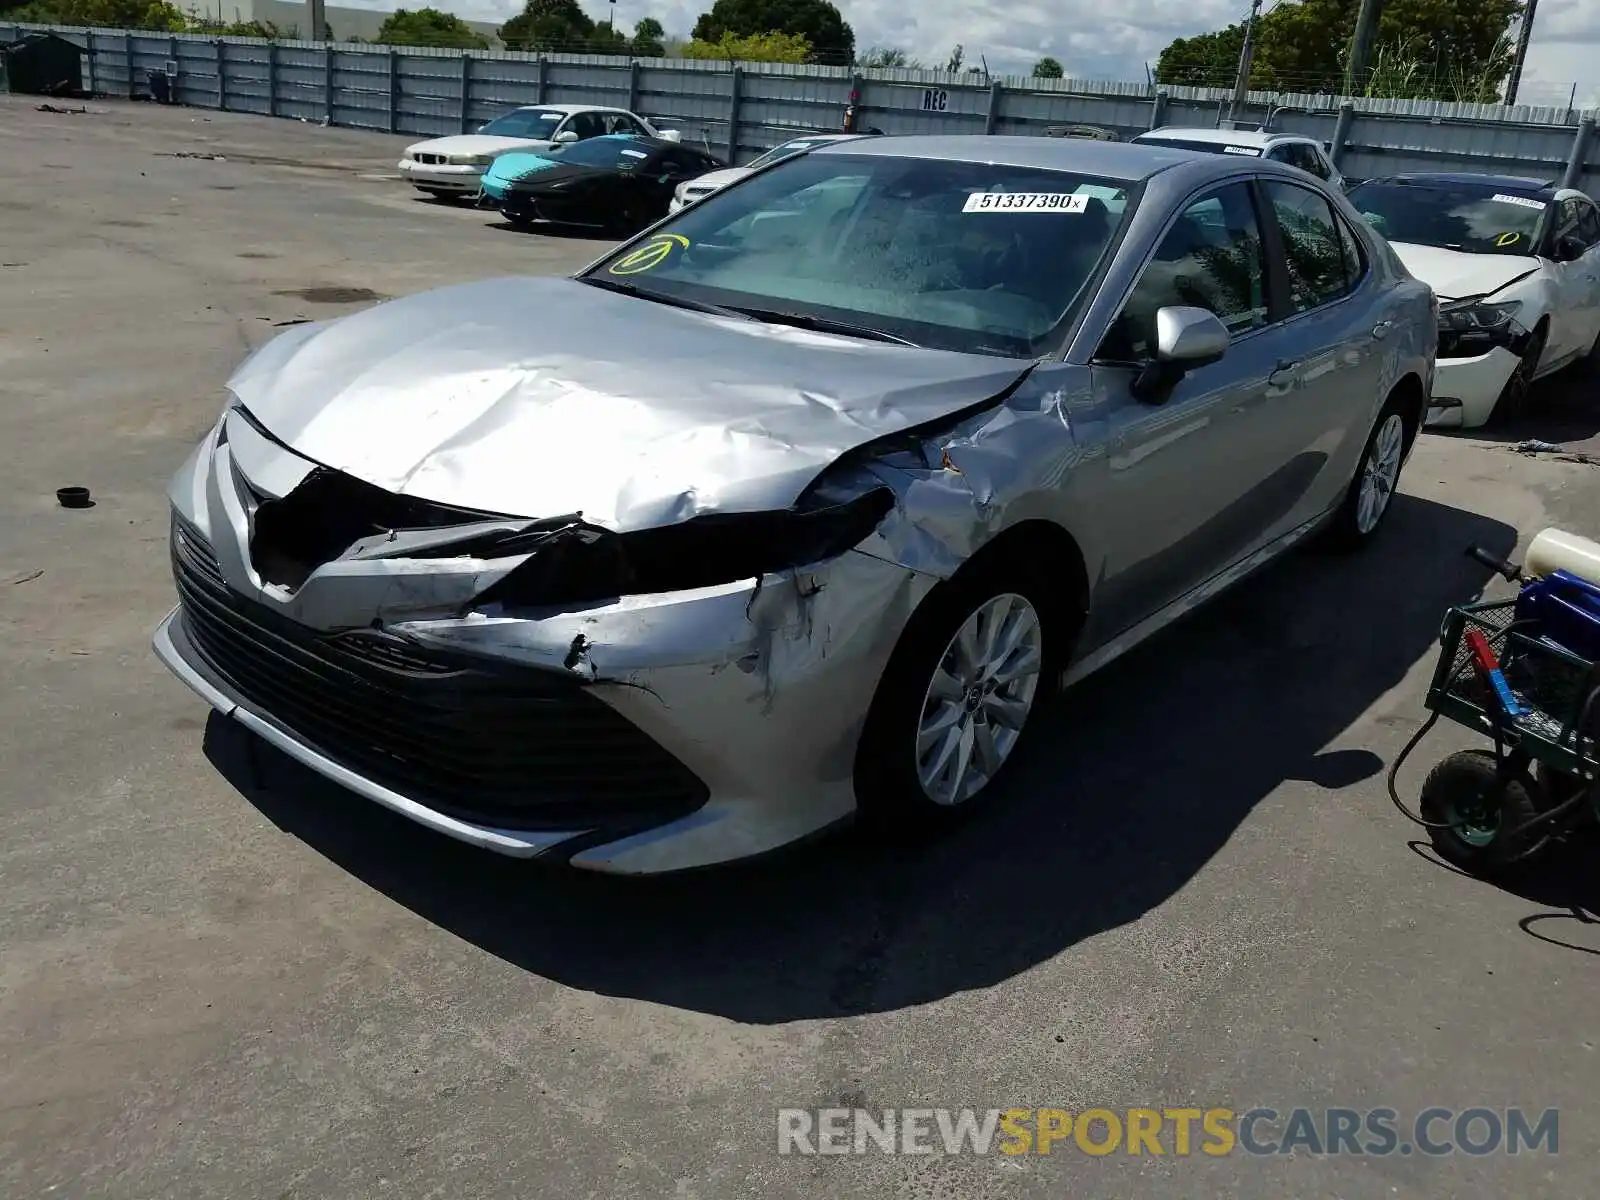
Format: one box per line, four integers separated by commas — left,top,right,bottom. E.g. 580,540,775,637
778,1107,1559,1158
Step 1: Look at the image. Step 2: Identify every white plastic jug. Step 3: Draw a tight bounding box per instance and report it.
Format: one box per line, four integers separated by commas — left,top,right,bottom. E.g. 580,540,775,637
1526,527,1600,584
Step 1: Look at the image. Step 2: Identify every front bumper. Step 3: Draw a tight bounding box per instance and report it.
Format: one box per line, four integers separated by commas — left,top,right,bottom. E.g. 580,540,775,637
1425,347,1520,429
398,159,485,191
498,189,605,228
154,466,934,872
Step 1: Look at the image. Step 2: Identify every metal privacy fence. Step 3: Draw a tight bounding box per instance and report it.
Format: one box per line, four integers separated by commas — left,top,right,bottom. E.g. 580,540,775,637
5,22,1598,196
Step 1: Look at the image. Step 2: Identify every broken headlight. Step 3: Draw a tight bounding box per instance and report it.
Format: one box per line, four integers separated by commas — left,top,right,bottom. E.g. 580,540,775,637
477,488,895,609
1437,298,1524,358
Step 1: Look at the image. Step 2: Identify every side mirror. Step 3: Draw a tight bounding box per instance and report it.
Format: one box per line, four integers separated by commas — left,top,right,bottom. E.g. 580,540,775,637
1131,306,1230,403
553,130,580,145
1555,233,1588,262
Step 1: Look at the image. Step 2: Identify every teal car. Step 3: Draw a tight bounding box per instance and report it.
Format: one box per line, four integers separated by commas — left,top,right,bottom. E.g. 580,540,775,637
479,149,566,203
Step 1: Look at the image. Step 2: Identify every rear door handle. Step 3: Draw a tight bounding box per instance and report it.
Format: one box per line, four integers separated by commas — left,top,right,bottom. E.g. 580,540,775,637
1372,320,1393,340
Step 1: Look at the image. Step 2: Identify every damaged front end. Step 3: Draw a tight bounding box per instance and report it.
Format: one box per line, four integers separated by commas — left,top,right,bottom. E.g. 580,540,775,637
156,392,1040,871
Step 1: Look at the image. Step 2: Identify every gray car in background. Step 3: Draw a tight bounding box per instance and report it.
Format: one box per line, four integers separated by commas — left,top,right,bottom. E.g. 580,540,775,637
153,136,1436,874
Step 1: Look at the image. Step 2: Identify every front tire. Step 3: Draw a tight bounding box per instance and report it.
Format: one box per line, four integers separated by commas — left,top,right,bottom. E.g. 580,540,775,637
854,560,1073,831
1323,397,1410,551
1489,322,1547,424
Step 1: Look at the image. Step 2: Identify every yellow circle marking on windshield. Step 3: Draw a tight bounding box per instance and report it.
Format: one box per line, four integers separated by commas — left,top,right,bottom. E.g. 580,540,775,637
609,233,690,275
1495,231,1523,248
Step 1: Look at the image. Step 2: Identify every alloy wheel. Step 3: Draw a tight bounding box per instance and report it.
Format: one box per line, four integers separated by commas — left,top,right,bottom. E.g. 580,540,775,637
1355,413,1405,535
915,592,1044,806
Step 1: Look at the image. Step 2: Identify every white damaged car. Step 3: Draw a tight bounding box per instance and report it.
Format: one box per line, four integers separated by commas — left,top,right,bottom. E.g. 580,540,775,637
1347,172,1600,427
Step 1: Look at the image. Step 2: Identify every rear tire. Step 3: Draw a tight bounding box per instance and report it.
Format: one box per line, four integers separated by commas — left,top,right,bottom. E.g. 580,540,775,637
854,557,1075,834
1322,395,1411,551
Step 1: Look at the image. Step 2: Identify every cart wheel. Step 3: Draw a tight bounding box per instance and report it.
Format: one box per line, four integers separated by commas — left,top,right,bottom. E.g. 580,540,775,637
1419,750,1550,875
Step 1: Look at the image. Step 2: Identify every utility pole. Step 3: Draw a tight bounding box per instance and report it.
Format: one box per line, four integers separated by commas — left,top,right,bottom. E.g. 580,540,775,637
1225,0,1263,126
1505,0,1539,106
1343,0,1384,96
306,0,325,40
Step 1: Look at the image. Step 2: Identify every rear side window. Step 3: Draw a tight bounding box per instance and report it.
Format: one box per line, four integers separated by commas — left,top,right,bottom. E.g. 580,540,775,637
1290,143,1332,181
1264,180,1354,312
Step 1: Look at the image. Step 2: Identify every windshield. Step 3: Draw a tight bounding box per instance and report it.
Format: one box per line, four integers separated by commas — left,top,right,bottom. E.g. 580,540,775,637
479,108,567,138
582,153,1132,358
548,135,655,170
746,137,841,171
1136,135,1262,157
1346,180,1548,255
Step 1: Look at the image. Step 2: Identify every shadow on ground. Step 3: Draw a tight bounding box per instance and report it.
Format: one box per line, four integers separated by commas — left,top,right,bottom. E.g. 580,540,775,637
207,493,1516,1022
1408,832,1600,957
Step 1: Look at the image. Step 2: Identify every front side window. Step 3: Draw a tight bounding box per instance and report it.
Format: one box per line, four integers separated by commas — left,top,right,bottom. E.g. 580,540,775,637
1347,180,1548,256
1265,180,1352,312
479,108,565,138
560,112,607,141
1577,201,1600,248
584,154,1132,358
1099,183,1268,361
1288,143,1332,180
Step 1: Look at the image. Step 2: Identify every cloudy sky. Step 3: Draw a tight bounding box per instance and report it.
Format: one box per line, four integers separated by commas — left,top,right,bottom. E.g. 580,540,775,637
397,0,1599,107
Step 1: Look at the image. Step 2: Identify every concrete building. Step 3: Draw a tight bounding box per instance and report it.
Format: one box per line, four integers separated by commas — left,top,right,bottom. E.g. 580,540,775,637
188,0,505,45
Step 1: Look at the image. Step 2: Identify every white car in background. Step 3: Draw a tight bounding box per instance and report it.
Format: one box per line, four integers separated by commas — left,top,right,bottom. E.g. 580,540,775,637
667,132,869,213
398,104,681,198
1132,126,1345,191
1346,172,1600,427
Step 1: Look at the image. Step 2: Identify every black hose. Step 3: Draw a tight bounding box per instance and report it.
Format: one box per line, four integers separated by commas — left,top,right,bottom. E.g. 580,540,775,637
1387,709,1453,827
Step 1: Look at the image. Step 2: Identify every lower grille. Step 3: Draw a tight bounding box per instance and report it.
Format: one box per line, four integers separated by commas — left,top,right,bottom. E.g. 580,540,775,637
170,519,708,831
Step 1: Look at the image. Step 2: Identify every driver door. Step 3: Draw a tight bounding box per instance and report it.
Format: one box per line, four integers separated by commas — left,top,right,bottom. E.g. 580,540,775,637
1084,180,1295,639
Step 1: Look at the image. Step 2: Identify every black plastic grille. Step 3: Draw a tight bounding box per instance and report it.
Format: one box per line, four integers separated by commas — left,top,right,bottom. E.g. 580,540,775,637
170,518,708,831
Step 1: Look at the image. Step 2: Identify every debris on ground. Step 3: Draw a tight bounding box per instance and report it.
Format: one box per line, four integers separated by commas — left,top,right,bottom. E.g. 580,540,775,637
10,570,43,586
1510,439,1597,465
154,151,227,162
36,103,88,115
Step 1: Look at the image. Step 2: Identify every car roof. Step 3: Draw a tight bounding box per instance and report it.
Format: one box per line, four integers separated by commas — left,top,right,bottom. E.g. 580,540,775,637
512,103,626,116
1362,171,1555,196
808,134,1204,183
1136,127,1307,146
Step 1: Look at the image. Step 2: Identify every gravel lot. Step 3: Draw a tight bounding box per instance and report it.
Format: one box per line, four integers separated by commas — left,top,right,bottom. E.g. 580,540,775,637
3,95,1600,1200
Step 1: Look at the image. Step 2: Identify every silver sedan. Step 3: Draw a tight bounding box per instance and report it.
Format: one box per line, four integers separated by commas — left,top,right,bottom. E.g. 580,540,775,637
153,136,1436,873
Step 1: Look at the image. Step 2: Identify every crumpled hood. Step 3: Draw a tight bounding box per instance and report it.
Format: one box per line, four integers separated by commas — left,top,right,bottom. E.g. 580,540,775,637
1387,241,1540,302
225,276,1032,531
407,133,551,158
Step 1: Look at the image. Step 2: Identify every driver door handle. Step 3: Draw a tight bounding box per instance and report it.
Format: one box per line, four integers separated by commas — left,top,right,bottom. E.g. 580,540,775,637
1268,359,1302,386
1372,320,1393,340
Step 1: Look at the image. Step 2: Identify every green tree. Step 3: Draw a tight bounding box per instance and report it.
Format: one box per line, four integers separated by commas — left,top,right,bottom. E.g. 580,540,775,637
499,0,629,53
858,46,920,68
11,0,187,30
682,30,810,63
1033,56,1064,78
690,0,852,65
944,44,963,73
631,16,666,56
1154,0,1523,100
376,7,489,48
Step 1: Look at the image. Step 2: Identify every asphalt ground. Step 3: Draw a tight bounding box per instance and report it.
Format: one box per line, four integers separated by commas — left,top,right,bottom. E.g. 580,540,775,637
4,95,1600,1199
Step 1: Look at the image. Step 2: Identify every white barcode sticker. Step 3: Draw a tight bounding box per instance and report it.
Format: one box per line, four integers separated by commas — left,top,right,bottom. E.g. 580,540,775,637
1223,145,1262,156
963,192,1090,213
1491,193,1546,210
